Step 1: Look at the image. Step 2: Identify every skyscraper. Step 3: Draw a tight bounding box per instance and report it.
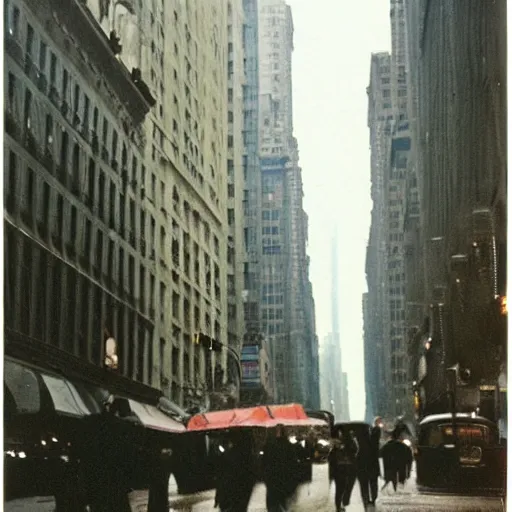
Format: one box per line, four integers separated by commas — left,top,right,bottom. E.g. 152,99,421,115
319,232,349,421
257,0,318,407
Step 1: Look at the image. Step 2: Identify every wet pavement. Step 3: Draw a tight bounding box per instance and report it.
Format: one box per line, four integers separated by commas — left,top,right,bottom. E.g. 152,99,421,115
164,464,505,512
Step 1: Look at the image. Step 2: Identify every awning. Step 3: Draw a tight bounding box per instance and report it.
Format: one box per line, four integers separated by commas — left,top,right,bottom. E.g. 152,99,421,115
187,403,328,432
128,400,186,433
5,358,95,418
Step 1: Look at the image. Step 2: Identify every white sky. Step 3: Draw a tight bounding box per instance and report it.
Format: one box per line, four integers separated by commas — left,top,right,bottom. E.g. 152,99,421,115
287,0,391,420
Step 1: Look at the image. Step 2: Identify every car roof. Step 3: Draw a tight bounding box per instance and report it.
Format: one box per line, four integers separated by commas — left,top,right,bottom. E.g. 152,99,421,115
419,413,497,428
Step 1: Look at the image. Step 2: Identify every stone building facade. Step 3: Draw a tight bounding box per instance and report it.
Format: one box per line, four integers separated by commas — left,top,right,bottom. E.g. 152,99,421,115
4,0,245,408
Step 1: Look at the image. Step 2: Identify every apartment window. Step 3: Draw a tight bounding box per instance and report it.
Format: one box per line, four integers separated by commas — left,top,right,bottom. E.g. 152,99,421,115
25,23,34,59
112,130,118,162
24,88,32,129
73,84,80,116
160,181,165,208
41,182,50,231
44,114,53,148
150,275,156,312
102,118,109,145
69,206,77,246
118,247,124,290
109,182,116,229
62,71,70,110
140,210,146,247
160,283,166,320
6,151,17,213
58,132,68,184
151,174,156,200
8,72,16,107
228,184,234,198
107,240,115,283
49,53,56,86
98,173,105,220
139,266,146,312
56,195,64,237
71,143,80,193
160,226,166,253
84,219,92,259
83,95,90,130
10,6,20,38
38,40,47,73
87,158,95,205
92,107,99,132
96,230,103,273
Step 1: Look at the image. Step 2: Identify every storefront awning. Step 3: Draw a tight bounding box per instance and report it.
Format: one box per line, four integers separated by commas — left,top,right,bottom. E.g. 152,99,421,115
127,400,186,433
5,358,95,418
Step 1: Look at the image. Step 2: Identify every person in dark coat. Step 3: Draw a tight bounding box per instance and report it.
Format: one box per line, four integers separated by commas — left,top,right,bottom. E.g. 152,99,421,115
367,419,382,505
214,429,257,511
353,425,372,508
379,430,412,492
262,424,299,512
329,427,359,512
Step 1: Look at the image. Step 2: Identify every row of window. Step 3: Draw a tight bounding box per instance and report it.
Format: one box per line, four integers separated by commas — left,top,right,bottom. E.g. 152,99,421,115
5,224,207,390
4,223,152,382
6,66,223,272
5,5,222,259
5,144,223,323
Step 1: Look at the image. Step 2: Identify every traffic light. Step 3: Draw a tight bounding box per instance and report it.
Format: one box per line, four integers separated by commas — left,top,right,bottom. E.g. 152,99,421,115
211,339,223,352
192,332,223,352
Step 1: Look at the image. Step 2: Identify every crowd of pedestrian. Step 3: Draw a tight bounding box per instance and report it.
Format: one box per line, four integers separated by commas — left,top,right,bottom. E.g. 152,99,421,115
328,417,414,511
211,417,414,511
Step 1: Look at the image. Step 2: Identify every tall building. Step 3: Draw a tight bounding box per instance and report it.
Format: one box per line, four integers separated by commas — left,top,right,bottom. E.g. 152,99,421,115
319,333,349,421
257,0,318,407
403,0,507,420
4,0,244,409
241,0,265,349
365,52,394,420
364,0,414,421
224,0,247,405
320,232,349,420
365,0,507,422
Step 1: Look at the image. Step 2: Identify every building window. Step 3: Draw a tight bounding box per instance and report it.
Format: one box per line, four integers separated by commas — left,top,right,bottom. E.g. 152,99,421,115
25,24,34,57
98,173,105,221
10,6,20,38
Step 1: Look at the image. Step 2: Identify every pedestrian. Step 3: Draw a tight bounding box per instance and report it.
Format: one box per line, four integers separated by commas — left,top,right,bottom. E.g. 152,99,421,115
368,418,382,505
214,429,256,511
328,426,359,512
379,430,411,492
262,424,299,512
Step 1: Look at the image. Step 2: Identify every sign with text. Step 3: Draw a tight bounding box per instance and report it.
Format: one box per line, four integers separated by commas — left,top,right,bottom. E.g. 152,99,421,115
242,361,260,386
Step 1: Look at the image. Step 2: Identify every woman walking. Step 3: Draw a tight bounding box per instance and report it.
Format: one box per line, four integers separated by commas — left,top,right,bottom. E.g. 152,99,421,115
329,427,359,512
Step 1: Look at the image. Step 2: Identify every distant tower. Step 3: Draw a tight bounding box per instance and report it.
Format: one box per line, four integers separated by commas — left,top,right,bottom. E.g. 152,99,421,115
331,228,350,421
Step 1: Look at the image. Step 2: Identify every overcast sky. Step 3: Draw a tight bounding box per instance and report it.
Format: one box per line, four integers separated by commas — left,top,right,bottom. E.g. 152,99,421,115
287,0,391,420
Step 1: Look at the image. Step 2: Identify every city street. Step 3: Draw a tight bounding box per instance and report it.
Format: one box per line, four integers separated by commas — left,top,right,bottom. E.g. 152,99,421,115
159,464,506,512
